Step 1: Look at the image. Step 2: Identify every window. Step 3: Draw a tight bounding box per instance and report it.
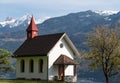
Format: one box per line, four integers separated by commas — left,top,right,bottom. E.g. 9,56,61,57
29,59,34,73
39,59,43,73
20,59,25,73
60,43,63,48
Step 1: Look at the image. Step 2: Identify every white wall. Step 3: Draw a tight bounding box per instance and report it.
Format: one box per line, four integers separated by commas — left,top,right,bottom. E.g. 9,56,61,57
65,65,74,76
48,37,75,80
16,56,48,80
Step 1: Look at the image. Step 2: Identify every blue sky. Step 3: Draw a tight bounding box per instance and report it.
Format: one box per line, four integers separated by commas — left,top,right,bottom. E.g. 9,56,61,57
0,0,120,21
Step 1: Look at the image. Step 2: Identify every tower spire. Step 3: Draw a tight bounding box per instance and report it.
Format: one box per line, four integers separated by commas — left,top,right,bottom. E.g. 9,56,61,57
26,16,38,39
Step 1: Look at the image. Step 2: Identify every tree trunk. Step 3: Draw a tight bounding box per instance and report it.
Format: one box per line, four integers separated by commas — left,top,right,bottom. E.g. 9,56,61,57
105,75,110,83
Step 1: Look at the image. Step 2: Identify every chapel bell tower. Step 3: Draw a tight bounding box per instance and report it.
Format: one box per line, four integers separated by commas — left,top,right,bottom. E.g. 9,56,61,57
26,16,38,39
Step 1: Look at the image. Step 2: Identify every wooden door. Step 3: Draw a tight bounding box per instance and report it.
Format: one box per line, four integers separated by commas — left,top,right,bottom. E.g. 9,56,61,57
59,65,64,80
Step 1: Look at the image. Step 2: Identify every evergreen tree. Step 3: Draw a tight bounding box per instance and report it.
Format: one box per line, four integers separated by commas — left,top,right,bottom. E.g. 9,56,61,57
0,48,14,73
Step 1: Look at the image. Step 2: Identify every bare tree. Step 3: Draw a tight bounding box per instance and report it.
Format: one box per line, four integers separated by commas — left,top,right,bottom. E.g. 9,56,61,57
85,26,120,83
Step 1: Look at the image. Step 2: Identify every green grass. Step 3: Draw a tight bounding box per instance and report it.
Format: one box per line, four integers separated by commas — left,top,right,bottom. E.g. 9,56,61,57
0,79,67,83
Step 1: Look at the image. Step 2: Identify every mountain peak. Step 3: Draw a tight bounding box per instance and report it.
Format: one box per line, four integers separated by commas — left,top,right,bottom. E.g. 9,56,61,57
5,16,15,21
94,10,119,16
0,16,16,27
19,15,32,22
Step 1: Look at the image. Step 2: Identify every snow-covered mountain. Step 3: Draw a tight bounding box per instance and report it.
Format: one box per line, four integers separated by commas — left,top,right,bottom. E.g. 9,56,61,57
0,17,16,28
35,17,51,24
0,11,119,29
0,15,50,28
0,15,30,28
0,11,118,29
94,10,119,16
0,15,51,34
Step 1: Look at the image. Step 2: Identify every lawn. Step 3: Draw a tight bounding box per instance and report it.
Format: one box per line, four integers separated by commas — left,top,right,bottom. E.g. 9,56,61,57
0,79,67,83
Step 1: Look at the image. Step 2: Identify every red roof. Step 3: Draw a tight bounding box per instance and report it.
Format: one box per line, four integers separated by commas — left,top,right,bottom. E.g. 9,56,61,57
13,33,65,57
26,16,38,31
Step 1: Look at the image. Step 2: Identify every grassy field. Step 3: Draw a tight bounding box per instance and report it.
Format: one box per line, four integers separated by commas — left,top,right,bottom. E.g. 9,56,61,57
0,79,67,83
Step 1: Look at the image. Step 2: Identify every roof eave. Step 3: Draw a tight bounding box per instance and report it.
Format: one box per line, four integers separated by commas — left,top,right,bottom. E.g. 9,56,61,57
64,33,80,57
12,54,47,58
